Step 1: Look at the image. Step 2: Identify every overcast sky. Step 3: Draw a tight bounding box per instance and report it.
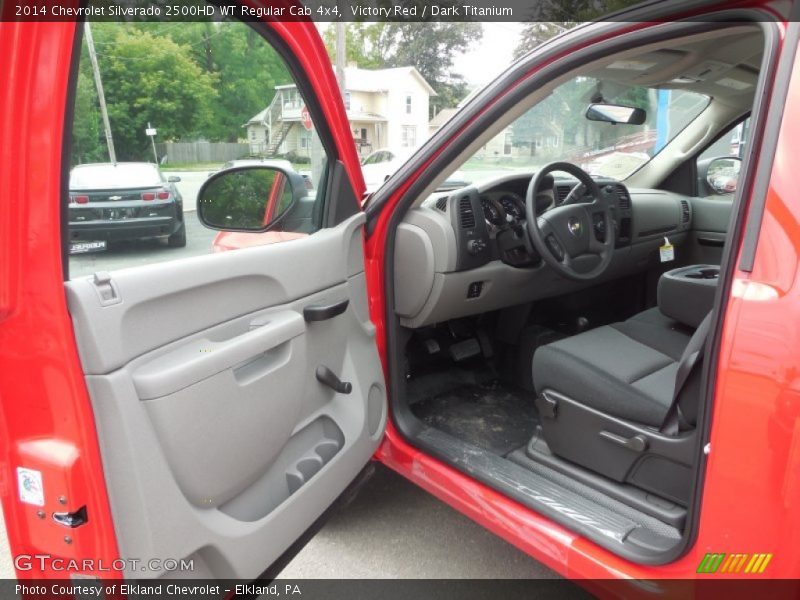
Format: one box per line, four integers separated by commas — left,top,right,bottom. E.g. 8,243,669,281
453,22,523,88
316,22,523,88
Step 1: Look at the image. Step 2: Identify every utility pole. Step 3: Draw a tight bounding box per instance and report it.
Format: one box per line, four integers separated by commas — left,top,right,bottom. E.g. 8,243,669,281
335,21,346,97
84,22,116,163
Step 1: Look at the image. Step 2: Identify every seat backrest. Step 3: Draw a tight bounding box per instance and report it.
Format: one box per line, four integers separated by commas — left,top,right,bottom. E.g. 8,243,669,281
664,311,713,433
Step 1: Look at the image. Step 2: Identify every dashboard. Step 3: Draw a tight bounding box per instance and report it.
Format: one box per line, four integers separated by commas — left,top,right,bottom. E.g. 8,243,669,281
394,171,695,329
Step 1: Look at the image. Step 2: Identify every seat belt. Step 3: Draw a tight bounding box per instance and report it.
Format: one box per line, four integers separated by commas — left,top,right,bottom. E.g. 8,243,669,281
661,311,714,436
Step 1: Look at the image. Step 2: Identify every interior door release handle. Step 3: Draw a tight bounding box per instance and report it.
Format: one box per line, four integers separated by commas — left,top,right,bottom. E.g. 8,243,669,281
316,365,352,394
599,431,648,453
304,299,349,322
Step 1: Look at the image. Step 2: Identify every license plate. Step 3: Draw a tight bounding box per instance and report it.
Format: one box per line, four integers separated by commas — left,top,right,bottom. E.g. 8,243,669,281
69,240,107,254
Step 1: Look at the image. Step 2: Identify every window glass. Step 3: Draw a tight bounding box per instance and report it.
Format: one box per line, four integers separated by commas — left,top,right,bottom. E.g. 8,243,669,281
65,16,329,278
696,118,749,197
70,163,162,189
699,118,750,162
459,76,708,181
401,126,417,148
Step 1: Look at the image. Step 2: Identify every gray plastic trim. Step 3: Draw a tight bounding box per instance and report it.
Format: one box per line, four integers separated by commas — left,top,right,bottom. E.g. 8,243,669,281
67,213,387,579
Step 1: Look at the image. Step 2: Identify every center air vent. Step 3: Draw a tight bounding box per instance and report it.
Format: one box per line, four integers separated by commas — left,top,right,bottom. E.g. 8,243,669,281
459,196,475,229
435,196,449,212
615,184,631,210
555,185,571,203
680,200,690,223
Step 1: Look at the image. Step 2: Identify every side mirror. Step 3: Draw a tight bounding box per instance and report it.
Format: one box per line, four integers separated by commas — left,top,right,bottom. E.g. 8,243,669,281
586,103,647,125
167,175,181,183
197,166,298,231
706,156,742,195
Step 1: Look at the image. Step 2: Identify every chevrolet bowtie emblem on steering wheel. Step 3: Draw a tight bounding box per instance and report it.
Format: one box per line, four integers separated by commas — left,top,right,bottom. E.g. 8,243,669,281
568,217,583,237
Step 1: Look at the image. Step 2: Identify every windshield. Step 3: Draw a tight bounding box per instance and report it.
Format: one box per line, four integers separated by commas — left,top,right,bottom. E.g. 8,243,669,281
461,77,709,181
70,163,163,190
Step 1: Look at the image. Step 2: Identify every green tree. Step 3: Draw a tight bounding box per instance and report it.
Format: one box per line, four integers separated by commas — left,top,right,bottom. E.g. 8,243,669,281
136,22,292,141
70,70,105,165
514,22,578,60
91,26,218,160
514,1,642,59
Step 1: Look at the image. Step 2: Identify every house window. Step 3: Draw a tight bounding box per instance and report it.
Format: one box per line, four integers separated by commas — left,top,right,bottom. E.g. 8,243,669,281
300,134,309,149
503,132,513,155
250,130,257,141
401,125,416,148
405,95,412,114
344,92,351,110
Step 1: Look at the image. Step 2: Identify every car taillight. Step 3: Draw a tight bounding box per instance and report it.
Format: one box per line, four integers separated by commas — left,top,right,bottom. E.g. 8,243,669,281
141,192,155,201
157,190,170,200
73,195,89,204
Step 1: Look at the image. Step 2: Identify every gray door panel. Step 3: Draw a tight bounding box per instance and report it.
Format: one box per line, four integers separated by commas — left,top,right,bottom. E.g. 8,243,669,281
688,197,733,265
65,213,387,579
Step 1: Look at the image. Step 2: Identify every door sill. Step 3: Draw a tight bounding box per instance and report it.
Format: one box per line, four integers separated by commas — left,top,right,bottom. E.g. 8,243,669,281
410,426,683,564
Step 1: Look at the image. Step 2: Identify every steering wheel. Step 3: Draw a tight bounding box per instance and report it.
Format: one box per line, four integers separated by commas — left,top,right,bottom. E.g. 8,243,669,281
525,162,615,282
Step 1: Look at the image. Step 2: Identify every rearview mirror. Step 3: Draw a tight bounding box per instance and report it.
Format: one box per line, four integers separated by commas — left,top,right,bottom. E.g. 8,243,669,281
586,103,647,125
197,166,297,231
167,175,181,183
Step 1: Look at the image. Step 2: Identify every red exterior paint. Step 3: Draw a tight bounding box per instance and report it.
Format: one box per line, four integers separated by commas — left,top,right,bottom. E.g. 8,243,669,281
2,0,799,586
0,19,122,579
0,7,361,579
366,1,800,583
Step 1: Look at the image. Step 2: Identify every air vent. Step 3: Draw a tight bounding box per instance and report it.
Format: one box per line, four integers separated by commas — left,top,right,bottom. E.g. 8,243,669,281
459,196,475,229
680,200,690,223
615,184,631,210
435,196,448,212
556,185,571,203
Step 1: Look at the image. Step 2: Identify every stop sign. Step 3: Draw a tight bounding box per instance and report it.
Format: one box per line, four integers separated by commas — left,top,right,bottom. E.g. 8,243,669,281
300,105,312,131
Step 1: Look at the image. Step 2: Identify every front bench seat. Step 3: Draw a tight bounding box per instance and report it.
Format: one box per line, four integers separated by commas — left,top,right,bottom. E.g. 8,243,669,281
531,307,707,504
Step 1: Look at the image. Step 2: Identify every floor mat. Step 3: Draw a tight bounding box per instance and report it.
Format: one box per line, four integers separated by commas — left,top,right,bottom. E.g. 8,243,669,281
411,380,538,456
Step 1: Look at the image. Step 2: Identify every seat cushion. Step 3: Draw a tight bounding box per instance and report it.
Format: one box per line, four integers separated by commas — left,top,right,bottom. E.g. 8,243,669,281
533,308,693,427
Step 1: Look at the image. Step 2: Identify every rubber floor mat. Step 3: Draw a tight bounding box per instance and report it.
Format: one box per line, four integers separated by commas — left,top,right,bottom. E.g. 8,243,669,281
411,380,538,456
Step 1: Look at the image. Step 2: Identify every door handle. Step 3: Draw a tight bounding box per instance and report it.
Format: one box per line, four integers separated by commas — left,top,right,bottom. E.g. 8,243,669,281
316,365,352,394
304,299,349,322
599,431,648,453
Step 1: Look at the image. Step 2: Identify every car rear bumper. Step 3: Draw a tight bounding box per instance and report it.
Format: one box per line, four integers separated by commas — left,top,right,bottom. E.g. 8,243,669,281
68,216,180,242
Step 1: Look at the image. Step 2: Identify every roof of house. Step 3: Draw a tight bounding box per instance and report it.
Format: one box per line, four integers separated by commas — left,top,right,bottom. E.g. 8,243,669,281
273,66,437,96
246,107,269,125
345,66,437,95
429,108,459,128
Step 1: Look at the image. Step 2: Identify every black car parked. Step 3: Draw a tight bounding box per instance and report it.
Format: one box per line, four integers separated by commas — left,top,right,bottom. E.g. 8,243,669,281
68,162,185,253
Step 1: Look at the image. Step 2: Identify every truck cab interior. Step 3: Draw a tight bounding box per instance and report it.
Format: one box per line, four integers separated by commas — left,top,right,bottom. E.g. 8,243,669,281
385,23,768,563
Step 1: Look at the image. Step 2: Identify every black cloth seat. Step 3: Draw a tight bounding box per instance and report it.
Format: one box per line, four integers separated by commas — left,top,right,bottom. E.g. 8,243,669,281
533,308,696,428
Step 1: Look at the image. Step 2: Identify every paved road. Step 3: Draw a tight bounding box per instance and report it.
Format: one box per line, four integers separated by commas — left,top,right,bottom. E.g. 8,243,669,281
68,213,217,278
170,170,215,212
0,465,554,579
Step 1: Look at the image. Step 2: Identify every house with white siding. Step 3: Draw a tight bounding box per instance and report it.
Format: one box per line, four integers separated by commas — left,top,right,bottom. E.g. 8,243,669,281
246,66,436,158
